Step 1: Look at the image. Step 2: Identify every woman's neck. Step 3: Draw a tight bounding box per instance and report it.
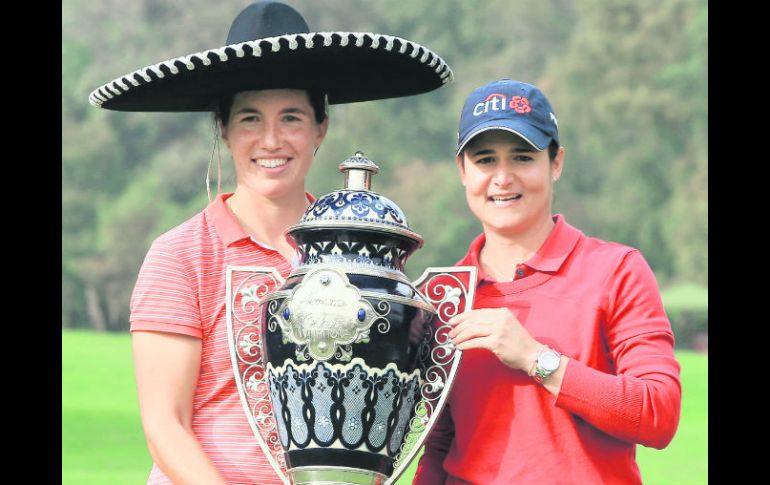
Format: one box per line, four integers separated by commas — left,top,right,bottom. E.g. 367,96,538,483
480,216,555,282
226,187,309,260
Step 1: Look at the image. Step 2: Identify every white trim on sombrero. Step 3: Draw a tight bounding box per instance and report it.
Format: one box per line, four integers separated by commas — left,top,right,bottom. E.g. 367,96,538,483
89,31,453,108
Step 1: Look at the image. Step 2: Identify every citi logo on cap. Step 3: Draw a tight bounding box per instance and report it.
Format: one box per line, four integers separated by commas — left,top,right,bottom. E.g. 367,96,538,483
457,79,560,154
473,93,533,117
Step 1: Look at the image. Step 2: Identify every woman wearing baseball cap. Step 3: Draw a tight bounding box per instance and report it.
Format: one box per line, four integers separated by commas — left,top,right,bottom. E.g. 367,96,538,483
88,1,453,483
414,79,681,484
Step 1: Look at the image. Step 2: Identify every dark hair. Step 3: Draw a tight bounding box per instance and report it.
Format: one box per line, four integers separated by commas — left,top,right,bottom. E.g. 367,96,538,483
547,140,559,162
216,89,328,126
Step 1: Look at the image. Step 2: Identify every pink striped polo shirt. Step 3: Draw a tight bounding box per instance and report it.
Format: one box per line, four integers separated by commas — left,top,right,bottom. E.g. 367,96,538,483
130,192,298,485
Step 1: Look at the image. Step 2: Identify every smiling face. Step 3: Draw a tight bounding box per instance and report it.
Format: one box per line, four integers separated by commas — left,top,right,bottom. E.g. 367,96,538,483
457,130,564,239
220,89,328,200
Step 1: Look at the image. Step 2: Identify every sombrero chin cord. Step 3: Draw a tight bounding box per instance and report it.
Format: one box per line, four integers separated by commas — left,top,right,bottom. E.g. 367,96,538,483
206,119,222,203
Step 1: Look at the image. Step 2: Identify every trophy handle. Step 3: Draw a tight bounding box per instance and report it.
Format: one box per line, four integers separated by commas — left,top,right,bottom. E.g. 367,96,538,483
386,266,478,484
225,266,290,485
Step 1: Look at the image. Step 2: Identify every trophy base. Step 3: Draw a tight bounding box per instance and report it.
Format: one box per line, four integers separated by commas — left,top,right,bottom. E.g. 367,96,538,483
289,466,388,485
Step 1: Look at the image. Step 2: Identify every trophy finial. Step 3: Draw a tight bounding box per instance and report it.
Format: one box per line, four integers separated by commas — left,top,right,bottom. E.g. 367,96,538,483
339,150,380,191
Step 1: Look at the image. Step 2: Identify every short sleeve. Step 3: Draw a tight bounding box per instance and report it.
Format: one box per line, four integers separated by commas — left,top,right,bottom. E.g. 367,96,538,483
129,238,202,339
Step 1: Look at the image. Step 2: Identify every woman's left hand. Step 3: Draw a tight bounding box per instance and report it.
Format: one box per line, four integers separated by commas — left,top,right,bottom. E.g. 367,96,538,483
448,308,542,373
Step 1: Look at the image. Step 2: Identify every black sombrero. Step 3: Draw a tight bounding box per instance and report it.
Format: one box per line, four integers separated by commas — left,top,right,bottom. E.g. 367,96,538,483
88,0,453,112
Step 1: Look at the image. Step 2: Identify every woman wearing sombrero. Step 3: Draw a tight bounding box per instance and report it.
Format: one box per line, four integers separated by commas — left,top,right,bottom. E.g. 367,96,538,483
89,2,453,483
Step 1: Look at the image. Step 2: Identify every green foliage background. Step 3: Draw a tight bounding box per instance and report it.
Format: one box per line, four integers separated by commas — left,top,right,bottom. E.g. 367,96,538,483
62,0,707,341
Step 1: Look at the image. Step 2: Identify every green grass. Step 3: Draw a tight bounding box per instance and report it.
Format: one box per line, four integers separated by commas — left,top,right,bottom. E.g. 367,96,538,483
637,351,708,485
62,330,150,485
63,330,707,485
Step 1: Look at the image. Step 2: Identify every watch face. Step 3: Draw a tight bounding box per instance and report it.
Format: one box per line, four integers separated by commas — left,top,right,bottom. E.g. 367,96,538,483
539,352,561,371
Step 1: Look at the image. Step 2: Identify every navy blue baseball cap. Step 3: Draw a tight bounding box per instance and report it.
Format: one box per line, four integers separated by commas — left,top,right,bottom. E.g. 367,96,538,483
456,79,559,155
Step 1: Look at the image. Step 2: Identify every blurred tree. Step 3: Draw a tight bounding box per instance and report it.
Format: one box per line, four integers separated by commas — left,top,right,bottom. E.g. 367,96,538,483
657,2,708,284
548,0,707,285
63,0,227,329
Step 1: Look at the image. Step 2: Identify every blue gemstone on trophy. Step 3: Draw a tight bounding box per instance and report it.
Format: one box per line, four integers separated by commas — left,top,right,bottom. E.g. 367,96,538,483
283,308,291,320
357,308,366,321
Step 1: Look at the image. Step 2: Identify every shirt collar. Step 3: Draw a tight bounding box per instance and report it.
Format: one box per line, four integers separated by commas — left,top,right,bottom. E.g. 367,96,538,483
526,214,583,272
460,214,583,284
462,232,488,286
207,192,316,248
208,193,246,247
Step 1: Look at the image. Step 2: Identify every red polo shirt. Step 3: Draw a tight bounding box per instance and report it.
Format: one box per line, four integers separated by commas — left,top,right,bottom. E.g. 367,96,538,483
130,193,297,485
414,214,681,485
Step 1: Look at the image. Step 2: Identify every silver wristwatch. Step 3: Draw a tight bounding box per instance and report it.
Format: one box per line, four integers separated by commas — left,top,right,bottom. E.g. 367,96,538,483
532,346,562,384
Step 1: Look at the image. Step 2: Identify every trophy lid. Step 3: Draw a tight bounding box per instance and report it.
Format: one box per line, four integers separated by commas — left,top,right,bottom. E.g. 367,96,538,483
289,151,423,246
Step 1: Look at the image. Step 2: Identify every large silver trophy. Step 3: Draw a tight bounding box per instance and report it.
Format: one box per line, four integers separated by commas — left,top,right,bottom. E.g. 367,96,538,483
226,152,476,485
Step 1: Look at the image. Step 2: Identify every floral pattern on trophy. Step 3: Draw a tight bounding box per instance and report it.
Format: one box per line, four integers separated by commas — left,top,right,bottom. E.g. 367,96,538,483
308,191,406,227
226,267,289,474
